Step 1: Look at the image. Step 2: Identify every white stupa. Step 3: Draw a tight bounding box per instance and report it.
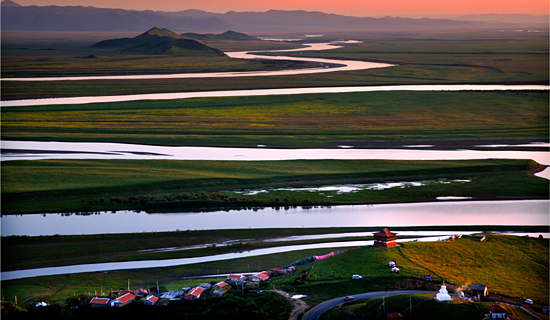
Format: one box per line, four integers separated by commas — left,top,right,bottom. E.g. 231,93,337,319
435,283,452,301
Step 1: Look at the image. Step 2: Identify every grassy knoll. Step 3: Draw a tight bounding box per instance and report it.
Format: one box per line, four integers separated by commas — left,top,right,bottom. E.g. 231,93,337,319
0,31,306,79
2,31,547,100
2,159,547,214
2,91,548,148
270,234,549,305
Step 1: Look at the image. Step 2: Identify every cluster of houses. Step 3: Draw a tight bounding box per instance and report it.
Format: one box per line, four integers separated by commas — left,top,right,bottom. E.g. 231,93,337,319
90,288,158,308
89,267,295,308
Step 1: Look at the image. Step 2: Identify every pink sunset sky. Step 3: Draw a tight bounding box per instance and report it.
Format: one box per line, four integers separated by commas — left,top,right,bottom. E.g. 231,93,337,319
11,0,550,17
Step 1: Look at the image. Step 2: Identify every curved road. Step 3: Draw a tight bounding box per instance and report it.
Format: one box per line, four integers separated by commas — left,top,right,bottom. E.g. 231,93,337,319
303,290,438,320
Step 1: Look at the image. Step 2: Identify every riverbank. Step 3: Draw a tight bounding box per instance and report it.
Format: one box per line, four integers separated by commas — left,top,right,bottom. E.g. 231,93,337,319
2,90,547,148
4,226,547,271
2,159,548,215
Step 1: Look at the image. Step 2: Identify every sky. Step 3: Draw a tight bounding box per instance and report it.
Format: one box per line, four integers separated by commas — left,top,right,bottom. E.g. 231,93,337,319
9,0,550,17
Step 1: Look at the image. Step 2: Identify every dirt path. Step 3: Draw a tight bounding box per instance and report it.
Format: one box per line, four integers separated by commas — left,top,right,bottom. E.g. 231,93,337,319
271,287,309,320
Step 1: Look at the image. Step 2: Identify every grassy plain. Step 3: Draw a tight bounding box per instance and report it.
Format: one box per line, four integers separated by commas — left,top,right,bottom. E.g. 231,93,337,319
2,31,547,100
2,90,548,148
2,159,547,214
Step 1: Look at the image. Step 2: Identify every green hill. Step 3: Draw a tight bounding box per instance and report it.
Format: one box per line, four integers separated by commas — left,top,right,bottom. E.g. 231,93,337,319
274,234,549,305
181,32,216,41
90,27,225,56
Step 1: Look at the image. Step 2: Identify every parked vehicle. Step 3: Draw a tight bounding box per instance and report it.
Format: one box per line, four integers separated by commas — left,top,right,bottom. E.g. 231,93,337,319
352,275,362,279
344,296,354,301
525,299,533,305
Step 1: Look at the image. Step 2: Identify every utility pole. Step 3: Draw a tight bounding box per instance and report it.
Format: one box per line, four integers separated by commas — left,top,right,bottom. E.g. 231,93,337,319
410,297,412,316
382,296,385,314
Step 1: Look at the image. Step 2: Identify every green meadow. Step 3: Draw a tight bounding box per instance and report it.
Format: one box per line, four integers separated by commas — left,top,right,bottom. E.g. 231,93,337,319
2,159,547,214
271,235,549,305
2,90,548,148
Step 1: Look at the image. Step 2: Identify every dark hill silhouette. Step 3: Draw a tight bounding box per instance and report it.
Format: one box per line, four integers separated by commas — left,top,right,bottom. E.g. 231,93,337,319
181,31,258,41
91,27,225,56
210,30,258,41
1,0,21,7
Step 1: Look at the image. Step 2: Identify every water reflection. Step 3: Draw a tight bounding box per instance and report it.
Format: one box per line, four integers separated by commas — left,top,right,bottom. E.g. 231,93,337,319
2,141,549,165
2,85,548,107
1,200,547,237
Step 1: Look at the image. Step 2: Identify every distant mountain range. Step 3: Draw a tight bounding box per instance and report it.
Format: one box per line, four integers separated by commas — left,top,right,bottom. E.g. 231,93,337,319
2,0,548,33
90,27,226,56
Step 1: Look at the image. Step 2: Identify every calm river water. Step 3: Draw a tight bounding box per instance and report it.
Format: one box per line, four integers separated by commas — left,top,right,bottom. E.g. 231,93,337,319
2,200,548,237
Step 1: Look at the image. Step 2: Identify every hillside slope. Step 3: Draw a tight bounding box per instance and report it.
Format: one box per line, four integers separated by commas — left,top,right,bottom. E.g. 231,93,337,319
90,27,225,56
287,234,548,304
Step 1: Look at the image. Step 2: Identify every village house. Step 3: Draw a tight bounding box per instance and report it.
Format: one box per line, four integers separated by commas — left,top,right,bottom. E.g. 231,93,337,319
184,286,205,301
111,292,136,307
90,297,110,308
211,282,230,297
373,228,398,247
470,283,489,298
249,271,270,282
486,304,507,319
227,274,248,284
134,288,149,297
144,295,159,306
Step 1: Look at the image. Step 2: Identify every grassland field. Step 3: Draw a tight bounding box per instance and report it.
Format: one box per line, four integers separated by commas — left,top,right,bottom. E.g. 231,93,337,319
2,31,547,100
2,90,548,148
2,159,548,214
2,234,547,311
1,29,548,319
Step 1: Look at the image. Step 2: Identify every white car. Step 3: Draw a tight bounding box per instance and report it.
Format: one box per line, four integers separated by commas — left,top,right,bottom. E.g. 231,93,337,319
352,275,362,279
524,299,533,305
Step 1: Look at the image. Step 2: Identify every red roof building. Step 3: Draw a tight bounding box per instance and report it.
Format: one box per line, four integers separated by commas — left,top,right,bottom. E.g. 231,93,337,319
112,292,136,307
211,282,230,297
184,287,205,300
134,288,148,296
227,274,247,283
90,297,110,308
373,228,397,247
249,271,270,282
144,295,159,306
488,304,507,318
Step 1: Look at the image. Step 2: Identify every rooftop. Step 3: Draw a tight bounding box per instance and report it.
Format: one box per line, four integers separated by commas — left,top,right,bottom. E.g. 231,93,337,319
116,292,136,303
90,297,110,304
373,228,397,237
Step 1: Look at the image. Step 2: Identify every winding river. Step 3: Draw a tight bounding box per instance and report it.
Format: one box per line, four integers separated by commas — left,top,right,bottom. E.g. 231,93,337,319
0,41,393,82
0,41,549,282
